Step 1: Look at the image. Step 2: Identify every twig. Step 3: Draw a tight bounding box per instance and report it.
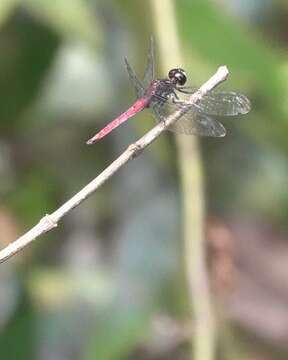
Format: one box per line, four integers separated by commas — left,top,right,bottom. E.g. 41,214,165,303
0,66,229,264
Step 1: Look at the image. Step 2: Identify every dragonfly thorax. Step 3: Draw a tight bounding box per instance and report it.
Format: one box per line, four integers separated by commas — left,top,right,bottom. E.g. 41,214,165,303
149,79,176,106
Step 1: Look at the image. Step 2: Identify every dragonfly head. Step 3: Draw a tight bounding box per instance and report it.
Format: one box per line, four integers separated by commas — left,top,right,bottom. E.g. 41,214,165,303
168,68,187,86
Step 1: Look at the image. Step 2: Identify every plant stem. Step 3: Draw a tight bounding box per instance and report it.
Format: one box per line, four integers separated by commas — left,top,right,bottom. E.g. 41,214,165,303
149,1,218,359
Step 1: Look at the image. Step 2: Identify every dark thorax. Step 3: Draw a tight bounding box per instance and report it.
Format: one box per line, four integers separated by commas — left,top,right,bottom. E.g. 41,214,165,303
147,79,176,108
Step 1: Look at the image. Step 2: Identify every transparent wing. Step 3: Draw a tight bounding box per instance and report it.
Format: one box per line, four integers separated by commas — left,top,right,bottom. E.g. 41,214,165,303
170,111,226,137
142,36,155,87
124,57,145,98
124,38,155,98
151,101,226,137
178,87,251,116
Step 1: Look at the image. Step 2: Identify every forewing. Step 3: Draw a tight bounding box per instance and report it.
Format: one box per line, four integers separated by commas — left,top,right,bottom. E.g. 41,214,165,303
124,57,145,98
178,88,251,116
142,37,155,87
196,91,251,116
152,101,226,137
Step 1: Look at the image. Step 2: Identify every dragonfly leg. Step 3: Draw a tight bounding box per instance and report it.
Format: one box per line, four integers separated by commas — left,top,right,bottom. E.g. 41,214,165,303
171,95,186,106
172,90,179,100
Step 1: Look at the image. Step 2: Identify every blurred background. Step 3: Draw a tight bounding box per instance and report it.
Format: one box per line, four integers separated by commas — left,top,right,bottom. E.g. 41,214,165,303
0,0,288,359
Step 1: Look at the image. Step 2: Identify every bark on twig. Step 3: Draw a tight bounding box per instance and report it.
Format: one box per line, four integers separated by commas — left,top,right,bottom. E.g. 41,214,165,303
0,66,229,264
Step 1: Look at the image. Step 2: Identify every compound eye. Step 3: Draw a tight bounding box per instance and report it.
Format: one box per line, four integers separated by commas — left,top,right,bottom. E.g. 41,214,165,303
168,68,187,85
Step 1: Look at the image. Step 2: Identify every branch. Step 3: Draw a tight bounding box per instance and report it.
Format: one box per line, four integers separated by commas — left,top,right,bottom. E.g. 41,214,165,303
0,66,229,264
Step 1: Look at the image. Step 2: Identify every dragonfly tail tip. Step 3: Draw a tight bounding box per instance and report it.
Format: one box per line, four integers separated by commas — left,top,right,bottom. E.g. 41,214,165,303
86,138,97,145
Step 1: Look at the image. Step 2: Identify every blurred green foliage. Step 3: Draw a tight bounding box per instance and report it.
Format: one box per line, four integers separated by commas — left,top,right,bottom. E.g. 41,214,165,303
1,0,288,359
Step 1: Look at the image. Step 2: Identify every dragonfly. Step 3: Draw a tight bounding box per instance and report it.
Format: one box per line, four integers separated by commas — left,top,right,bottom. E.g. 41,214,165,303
86,39,251,144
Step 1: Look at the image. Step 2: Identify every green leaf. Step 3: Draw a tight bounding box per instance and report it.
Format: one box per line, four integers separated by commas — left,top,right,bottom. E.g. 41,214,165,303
23,0,100,44
178,0,280,94
177,0,288,148
0,13,59,130
0,293,35,360
0,0,18,28
84,307,150,360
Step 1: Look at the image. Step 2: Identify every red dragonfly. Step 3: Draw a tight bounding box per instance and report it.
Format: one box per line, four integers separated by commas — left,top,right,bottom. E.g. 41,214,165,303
87,40,251,144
